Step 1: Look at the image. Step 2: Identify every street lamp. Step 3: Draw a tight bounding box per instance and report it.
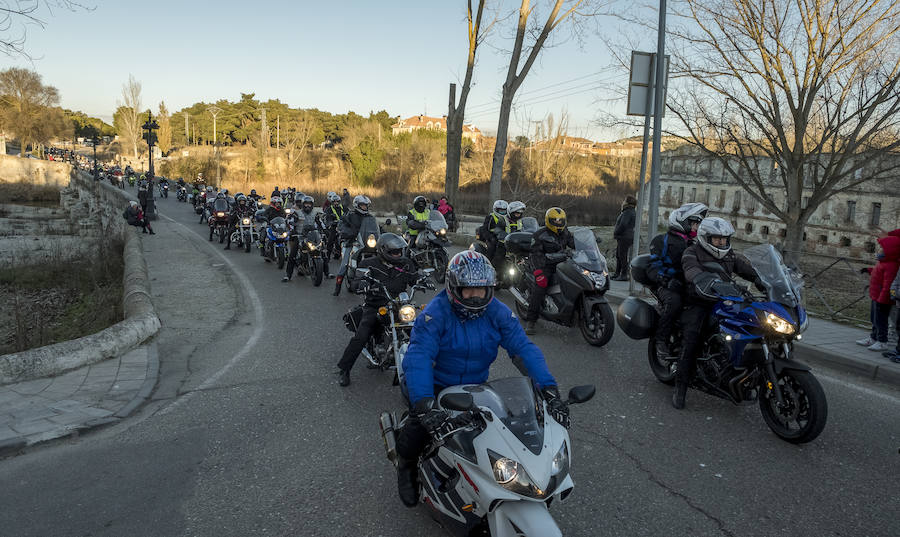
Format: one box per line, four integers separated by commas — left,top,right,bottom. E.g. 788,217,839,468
142,112,160,220
89,127,99,181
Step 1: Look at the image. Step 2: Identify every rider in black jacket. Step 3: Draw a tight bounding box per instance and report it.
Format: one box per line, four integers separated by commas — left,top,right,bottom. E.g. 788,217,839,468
334,195,372,296
260,196,286,257
525,207,575,335
323,192,346,261
336,233,420,387
224,194,256,250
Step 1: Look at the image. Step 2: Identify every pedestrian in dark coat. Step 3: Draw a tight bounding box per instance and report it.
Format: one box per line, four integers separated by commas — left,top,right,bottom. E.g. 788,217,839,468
612,195,637,280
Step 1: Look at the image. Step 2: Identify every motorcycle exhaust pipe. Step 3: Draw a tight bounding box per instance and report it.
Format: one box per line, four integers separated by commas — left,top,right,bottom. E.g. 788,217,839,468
379,412,398,465
508,286,527,306
361,348,377,366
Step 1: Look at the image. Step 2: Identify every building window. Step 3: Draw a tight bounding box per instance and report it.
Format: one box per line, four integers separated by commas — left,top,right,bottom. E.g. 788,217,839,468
732,190,741,211
717,189,726,208
840,237,851,247
678,186,685,204
818,235,828,244
847,200,856,222
802,196,810,209
872,203,881,227
779,228,787,238
866,241,877,253
745,222,753,233
761,226,770,236
664,186,672,204
690,187,697,202
704,188,711,205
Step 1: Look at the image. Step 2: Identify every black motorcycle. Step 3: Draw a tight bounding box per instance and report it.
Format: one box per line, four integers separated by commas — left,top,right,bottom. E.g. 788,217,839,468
344,215,381,294
508,226,615,347
619,244,826,444
407,211,450,283
292,224,326,286
176,185,187,202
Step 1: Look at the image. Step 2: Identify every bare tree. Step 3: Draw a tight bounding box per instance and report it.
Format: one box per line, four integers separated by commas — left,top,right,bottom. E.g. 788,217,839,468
281,112,317,181
116,74,142,158
157,101,172,155
0,1,89,58
445,0,495,200
488,0,605,200
662,0,900,260
0,66,60,153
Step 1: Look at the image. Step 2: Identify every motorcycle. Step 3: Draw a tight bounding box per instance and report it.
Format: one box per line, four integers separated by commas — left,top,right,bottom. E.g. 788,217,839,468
344,215,381,294
230,214,258,253
379,378,596,537
194,192,206,215
127,174,136,187
508,226,615,347
208,198,231,243
620,243,827,444
292,224,326,286
343,267,434,374
407,211,451,284
176,185,187,202
263,217,290,269
159,182,169,198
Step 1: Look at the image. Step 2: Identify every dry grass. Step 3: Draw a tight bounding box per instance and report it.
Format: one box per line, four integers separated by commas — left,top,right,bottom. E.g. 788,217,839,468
0,182,60,204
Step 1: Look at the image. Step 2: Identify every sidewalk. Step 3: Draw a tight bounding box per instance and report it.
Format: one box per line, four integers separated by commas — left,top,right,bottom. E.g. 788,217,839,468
604,278,900,387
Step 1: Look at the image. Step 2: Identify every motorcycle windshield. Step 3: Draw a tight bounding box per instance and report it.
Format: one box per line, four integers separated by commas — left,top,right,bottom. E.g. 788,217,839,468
465,377,543,455
427,210,447,232
269,217,287,232
356,215,380,243
743,243,804,307
570,227,608,274
520,217,539,232
213,199,230,212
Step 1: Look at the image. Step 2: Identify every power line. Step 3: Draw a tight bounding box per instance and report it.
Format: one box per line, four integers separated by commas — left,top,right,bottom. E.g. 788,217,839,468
465,69,615,112
465,76,617,121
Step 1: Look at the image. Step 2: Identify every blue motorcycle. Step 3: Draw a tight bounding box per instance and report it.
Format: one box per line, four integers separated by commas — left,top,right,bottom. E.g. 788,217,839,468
263,216,289,269
619,244,827,444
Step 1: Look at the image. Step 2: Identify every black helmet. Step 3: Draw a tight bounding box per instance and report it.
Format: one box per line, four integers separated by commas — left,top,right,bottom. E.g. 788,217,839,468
236,194,247,205
216,192,226,200
250,189,257,195
413,195,427,212
376,233,408,265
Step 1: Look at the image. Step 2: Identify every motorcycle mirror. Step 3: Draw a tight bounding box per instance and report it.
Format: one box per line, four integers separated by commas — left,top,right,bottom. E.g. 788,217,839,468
357,268,371,276
384,218,392,226
440,392,475,411
422,268,435,275
567,385,596,404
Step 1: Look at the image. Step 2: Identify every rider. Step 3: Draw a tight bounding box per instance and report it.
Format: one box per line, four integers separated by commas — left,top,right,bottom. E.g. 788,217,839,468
506,200,526,233
283,196,324,282
333,195,372,296
323,192,346,263
394,250,567,507
673,217,764,410
224,194,255,250
336,233,420,387
405,195,431,243
525,207,575,335
647,202,708,358
260,195,286,257
476,200,508,262
270,185,282,200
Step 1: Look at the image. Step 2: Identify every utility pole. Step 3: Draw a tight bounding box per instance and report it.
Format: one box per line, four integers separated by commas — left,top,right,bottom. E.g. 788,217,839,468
647,0,668,240
276,115,280,150
207,105,221,146
260,108,268,149
184,113,189,147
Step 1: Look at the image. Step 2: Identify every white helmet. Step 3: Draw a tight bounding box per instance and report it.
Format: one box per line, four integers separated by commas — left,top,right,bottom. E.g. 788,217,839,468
327,191,340,202
353,195,371,215
696,217,734,259
492,200,508,216
507,201,526,221
669,202,708,233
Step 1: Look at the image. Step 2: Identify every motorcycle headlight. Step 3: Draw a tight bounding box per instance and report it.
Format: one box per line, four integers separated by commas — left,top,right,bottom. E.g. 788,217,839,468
492,455,519,484
367,234,377,248
551,441,569,477
285,208,293,214
216,212,225,217
439,228,446,235
488,450,551,499
398,305,417,323
583,269,607,289
306,241,317,250
281,232,288,238
242,218,251,225
765,313,796,335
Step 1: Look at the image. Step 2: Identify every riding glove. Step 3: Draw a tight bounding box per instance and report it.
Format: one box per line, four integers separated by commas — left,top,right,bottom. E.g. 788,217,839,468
541,386,570,429
534,269,548,288
413,398,450,435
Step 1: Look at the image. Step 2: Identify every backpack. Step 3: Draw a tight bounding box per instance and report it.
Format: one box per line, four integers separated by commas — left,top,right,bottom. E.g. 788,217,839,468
647,233,677,282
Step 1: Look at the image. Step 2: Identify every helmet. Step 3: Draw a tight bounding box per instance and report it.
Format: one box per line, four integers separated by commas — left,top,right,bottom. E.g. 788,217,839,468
696,217,735,259
413,195,428,212
669,202,708,233
376,233,408,265
236,194,247,204
250,189,257,195
301,195,314,213
353,195,371,215
545,207,567,234
446,251,496,320
327,191,340,202
274,185,280,191
492,200,508,216
206,186,213,192
216,192,225,200
221,188,228,195
508,201,526,222
271,196,283,209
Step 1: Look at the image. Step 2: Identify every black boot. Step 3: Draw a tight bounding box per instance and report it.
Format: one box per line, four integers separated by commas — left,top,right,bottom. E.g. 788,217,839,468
338,369,350,387
397,458,419,507
672,382,687,409
333,275,343,296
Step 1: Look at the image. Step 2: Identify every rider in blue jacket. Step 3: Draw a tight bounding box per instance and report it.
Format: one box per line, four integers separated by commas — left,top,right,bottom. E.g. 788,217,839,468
394,250,567,507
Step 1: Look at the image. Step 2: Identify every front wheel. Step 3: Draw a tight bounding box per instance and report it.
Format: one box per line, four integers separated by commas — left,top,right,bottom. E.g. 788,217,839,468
276,247,286,269
579,301,615,347
433,248,449,284
244,233,251,253
312,257,324,286
513,284,530,319
218,226,226,243
758,369,827,444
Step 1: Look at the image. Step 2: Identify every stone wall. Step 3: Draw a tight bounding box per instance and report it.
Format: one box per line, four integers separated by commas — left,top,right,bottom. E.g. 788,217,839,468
0,154,72,187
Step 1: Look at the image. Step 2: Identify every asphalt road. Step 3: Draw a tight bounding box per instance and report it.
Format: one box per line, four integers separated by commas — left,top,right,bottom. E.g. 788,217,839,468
1,195,899,537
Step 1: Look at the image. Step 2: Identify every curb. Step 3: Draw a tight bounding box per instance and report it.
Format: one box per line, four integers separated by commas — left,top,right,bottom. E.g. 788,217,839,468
114,341,159,419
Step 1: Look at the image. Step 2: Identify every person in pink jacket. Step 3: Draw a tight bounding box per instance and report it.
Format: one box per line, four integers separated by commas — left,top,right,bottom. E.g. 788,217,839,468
856,235,900,351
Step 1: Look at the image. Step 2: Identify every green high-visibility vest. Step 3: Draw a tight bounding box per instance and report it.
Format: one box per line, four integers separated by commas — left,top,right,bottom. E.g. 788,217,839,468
408,209,429,235
506,219,523,234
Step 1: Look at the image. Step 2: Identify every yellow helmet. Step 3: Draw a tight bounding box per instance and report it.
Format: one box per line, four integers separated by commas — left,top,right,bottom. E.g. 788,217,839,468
545,207,567,234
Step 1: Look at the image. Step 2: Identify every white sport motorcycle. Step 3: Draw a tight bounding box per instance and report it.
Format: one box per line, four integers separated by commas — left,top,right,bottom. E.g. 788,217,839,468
380,377,595,536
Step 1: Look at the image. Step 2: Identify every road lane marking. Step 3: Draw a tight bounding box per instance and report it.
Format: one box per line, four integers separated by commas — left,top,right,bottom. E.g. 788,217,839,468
816,371,900,406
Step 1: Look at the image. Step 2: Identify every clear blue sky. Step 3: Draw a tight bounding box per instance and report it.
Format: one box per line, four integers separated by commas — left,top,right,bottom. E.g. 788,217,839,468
4,0,652,141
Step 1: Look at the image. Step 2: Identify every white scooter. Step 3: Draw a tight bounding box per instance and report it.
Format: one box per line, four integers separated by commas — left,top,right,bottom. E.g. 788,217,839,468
380,377,595,536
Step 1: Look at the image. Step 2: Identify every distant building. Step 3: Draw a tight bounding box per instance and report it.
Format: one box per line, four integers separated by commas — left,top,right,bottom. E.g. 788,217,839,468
657,148,900,258
391,114,482,143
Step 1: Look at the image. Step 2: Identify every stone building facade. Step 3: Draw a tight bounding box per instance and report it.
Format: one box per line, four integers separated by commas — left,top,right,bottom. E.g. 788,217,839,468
658,151,900,259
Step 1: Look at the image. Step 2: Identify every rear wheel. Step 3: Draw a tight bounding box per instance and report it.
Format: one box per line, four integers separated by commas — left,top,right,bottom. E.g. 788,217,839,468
433,248,449,283
758,369,827,444
648,335,677,385
218,226,225,243
312,258,324,286
579,301,615,347
276,248,286,269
